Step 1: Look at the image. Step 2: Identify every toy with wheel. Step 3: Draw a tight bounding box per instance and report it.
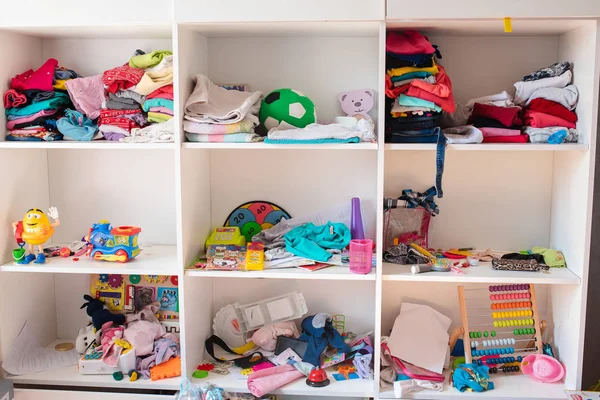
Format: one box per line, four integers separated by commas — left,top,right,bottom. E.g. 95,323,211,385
86,220,141,263
224,201,291,242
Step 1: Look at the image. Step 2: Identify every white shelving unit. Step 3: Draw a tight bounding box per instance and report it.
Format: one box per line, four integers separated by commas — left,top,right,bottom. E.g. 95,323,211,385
0,3,598,400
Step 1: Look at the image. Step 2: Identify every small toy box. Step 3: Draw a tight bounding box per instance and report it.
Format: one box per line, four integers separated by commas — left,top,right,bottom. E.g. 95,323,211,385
0,379,14,400
205,227,246,247
79,348,136,375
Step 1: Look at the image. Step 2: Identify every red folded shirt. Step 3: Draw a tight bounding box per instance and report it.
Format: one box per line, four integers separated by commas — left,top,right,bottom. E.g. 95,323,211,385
470,103,522,128
523,109,576,129
386,30,435,55
385,64,456,113
11,58,58,91
102,64,144,94
146,84,174,100
483,134,529,143
527,98,577,123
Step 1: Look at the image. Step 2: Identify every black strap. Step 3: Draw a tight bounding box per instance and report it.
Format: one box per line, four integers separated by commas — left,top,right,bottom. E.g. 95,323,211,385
204,335,264,369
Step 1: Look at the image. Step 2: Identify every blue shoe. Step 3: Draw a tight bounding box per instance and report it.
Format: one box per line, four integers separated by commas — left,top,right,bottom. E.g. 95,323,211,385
18,254,36,264
34,253,46,264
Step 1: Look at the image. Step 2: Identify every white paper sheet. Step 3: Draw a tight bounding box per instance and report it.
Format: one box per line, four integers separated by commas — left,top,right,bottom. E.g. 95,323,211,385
387,303,451,374
2,322,79,375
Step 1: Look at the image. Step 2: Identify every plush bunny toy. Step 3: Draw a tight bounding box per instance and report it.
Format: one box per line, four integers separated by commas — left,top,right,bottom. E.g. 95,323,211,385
80,294,126,330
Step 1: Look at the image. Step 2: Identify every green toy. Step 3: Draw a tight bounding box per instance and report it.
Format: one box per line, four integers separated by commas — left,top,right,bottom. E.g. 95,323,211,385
259,88,316,131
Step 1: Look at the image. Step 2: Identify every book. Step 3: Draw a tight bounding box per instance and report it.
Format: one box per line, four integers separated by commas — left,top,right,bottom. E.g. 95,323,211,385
206,245,246,270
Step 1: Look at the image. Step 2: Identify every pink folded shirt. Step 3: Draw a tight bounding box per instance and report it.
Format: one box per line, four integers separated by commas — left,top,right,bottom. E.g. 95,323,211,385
479,127,521,137
66,75,106,120
523,110,576,129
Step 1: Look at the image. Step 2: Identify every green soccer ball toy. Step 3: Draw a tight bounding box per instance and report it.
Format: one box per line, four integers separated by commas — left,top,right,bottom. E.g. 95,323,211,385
259,88,316,130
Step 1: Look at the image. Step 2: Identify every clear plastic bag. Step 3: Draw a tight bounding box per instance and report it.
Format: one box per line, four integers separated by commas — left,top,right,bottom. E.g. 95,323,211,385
177,378,225,400
383,207,431,251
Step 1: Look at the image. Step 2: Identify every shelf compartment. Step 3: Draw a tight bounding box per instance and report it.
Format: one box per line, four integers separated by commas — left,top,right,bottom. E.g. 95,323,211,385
385,143,589,151
194,370,373,397
379,371,564,399
382,262,581,284
6,340,180,390
0,245,178,275
185,265,375,280
183,142,378,150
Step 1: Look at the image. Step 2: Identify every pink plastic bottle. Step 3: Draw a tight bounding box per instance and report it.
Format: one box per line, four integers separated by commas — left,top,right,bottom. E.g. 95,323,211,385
349,239,374,274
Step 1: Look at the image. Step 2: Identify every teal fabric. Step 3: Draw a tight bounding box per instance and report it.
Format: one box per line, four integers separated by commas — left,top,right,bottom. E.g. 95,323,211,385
397,94,442,112
57,109,97,141
284,222,351,262
264,137,360,144
6,93,70,117
391,71,433,82
142,98,174,112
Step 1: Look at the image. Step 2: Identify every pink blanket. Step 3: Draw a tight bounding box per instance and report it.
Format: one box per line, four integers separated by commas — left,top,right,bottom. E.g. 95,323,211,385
479,127,521,137
247,364,303,397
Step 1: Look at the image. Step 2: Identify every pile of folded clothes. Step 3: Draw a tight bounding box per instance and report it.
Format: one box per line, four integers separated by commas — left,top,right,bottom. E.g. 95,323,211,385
384,30,455,144
183,74,262,143
517,62,579,144
4,58,75,141
467,97,525,143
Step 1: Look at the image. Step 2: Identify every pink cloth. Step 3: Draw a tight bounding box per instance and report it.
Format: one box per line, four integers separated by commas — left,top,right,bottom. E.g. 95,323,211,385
124,303,178,357
66,75,105,119
483,134,529,143
480,127,521,137
386,31,435,55
523,109,576,128
149,106,174,116
6,109,58,129
11,58,58,91
100,322,124,367
247,364,304,397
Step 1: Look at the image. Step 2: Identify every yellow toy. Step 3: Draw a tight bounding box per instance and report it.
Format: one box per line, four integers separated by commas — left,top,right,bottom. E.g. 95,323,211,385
245,242,265,271
12,207,60,264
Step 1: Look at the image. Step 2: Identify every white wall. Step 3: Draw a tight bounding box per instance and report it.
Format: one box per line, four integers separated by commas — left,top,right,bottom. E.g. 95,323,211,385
47,150,177,245
385,151,553,250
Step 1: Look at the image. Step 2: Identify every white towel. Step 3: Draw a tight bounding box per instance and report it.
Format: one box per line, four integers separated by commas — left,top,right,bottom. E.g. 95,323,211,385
442,125,483,144
514,70,572,105
525,85,579,111
184,74,261,125
267,119,375,141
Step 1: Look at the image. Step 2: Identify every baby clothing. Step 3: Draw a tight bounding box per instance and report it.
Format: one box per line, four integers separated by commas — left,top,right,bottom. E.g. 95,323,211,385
65,75,105,119
185,74,262,124
514,70,572,105
102,64,144,94
523,61,570,82
183,119,256,135
122,119,174,143
129,50,173,69
525,85,579,111
57,109,98,141
442,125,483,144
135,67,174,96
11,58,58,91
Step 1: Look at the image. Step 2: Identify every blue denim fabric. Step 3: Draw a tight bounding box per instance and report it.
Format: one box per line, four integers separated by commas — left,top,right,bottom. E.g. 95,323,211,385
436,128,447,198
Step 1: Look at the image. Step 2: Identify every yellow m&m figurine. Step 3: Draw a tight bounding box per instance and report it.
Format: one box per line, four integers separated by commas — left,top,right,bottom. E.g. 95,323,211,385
12,207,60,264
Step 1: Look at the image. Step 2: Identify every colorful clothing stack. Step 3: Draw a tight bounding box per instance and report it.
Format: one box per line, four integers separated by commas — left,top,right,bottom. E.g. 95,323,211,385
184,74,262,143
468,101,526,143
384,30,455,144
516,62,579,144
96,50,173,142
4,58,74,141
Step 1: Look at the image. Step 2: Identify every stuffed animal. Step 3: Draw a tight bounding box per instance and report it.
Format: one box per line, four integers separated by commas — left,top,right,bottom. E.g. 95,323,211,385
75,324,100,354
81,294,126,330
248,321,300,351
298,313,350,367
338,89,375,119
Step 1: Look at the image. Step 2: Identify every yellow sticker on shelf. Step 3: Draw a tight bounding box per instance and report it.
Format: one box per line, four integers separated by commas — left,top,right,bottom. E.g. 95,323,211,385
504,17,512,33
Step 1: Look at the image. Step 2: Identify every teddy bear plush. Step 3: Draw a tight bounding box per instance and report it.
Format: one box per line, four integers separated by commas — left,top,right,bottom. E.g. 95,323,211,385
338,89,375,119
248,321,300,351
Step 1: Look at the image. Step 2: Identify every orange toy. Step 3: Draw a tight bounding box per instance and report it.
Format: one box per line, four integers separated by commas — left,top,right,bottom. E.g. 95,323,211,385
150,357,181,381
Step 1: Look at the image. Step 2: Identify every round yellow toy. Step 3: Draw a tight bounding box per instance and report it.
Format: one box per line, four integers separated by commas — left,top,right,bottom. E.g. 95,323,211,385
12,207,60,264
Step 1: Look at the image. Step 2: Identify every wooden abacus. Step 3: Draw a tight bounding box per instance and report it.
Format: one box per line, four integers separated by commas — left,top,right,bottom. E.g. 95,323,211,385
458,284,544,373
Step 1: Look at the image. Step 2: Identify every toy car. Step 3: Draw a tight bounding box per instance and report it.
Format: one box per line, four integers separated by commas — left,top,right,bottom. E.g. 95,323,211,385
87,220,141,263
